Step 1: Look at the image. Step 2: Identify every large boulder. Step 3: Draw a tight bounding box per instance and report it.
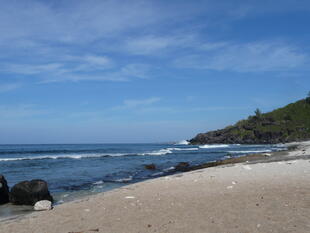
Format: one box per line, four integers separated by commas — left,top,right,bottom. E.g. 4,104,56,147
10,179,53,205
0,175,10,205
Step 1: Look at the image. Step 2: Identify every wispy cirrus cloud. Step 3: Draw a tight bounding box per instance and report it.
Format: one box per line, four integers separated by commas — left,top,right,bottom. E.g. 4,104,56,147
0,0,309,85
113,97,161,110
1,60,151,83
124,34,196,55
1,63,65,75
174,41,308,72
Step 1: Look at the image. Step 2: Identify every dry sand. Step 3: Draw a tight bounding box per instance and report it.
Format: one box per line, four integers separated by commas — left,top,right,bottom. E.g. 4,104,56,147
1,142,310,233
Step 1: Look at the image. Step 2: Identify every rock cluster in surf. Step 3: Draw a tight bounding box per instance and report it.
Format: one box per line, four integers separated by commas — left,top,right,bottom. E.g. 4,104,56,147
0,175,53,207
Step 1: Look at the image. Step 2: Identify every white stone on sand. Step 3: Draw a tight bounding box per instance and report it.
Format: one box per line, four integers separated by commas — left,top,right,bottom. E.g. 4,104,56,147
34,200,52,211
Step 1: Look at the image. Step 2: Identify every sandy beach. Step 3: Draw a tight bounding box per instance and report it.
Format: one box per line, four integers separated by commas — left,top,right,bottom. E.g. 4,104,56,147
1,142,309,233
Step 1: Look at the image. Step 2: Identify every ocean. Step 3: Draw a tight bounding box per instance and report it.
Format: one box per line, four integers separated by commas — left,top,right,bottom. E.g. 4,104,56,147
0,142,285,219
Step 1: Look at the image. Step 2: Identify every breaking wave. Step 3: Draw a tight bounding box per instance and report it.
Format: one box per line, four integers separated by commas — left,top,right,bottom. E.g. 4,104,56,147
167,147,199,151
0,153,128,161
0,147,193,161
139,148,173,156
175,140,189,145
199,144,230,149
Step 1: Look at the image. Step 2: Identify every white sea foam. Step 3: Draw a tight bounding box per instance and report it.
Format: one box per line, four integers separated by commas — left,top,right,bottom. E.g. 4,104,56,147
93,180,104,185
0,153,128,161
0,148,175,161
140,149,173,156
199,144,230,149
167,147,199,151
175,140,189,145
115,176,133,182
227,150,272,154
151,172,164,176
163,166,175,172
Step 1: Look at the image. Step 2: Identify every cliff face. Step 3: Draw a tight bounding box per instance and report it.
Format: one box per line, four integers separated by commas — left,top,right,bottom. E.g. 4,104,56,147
190,99,310,145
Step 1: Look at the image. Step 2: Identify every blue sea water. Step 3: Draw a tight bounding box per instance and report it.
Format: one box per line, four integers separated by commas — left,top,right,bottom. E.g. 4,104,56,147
0,142,286,218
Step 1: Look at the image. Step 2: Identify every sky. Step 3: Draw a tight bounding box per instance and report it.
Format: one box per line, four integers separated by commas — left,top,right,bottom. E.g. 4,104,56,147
0,0,310,144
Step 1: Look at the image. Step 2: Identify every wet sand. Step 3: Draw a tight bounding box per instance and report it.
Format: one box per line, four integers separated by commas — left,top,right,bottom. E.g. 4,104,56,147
1,141,309,233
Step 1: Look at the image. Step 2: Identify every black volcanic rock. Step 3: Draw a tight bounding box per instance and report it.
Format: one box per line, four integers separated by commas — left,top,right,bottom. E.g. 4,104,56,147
10,179,53,205
0,175,10,205
175,162,190,172
144,163,156,170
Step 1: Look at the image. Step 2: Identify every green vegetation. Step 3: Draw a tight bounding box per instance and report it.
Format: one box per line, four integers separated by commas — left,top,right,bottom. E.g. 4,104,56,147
190,98,310,144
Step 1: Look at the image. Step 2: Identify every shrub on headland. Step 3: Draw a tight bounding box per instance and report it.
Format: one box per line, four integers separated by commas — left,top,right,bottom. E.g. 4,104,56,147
190,98,310,144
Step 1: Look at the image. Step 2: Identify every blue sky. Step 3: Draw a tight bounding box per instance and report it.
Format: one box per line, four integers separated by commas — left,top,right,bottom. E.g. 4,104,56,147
0,0,310,143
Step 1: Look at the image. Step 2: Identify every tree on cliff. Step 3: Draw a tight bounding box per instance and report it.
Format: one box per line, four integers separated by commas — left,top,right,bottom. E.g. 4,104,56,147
307,91,310,103
254,108,262,119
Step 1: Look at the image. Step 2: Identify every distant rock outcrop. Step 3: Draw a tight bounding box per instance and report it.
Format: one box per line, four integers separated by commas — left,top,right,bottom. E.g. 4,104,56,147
0,175,10,205
10,179,53,205
190,99,310,144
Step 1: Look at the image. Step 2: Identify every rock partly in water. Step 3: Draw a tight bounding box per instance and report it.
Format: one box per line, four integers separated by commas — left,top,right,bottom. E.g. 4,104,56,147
175,162,190,172
34,200,52,211
10,179,53,206
144,163,156,170
0,175,10,205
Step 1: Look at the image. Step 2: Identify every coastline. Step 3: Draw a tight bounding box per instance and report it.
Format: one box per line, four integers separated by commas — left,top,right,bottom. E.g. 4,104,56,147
0,141,309,233
185,141,310,172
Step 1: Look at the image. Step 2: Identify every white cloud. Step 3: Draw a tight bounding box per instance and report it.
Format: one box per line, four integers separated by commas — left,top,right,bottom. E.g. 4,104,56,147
123,97,161,108
0,0,309,84
113,97,161,110
174,41,308,72
124,34,197,55
125,36,175,55
0,1,200,45
59,63,151,82
199,42,228,51
84,55,111,66
2,63,65,75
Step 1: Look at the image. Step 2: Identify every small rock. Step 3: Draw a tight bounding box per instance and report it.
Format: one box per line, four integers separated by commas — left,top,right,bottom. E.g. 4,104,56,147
144,164,156,170
89,229,99,232
34,200,52,211
175,162,190,172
